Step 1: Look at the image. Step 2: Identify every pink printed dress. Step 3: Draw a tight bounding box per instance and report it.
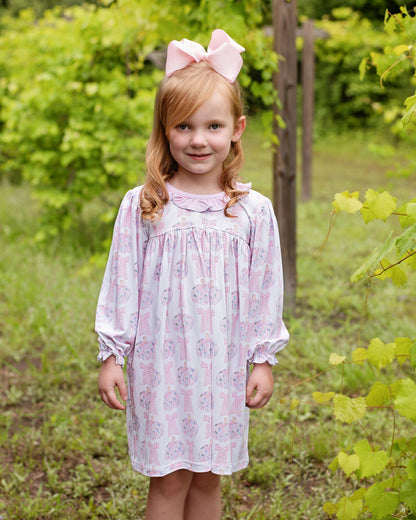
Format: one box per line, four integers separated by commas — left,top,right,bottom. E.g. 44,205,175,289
95,182,289,477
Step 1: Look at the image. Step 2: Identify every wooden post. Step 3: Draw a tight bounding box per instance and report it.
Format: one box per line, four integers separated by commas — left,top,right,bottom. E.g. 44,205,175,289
272,0,297,309
301,19,315,202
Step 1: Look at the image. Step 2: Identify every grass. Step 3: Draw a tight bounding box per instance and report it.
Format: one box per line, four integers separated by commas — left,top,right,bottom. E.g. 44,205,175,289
1,123,416,519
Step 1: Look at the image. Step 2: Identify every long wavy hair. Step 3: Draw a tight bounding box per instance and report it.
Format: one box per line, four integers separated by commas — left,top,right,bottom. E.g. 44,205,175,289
140,60,246,220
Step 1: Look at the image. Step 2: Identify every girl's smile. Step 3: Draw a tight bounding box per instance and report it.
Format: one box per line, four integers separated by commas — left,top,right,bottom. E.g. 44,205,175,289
168,90,245,192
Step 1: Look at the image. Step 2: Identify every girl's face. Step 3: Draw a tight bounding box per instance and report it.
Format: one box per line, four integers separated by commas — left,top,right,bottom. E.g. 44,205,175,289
167,90,245,190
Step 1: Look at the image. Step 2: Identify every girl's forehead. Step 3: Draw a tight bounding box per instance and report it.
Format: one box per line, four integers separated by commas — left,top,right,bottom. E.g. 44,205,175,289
191,91,233,116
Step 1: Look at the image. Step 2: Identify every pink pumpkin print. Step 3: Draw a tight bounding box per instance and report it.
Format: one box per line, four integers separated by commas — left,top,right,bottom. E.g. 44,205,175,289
216,369,228,389
182,415,199,437
165,438,185,460
136,338,155,361
196,335,218,359
161,287,173,305
147,418,164,440
162,339,175,359
213,421,230,444
262,265,276,289
199,391,213,411
173,313,194,333
177,365,198,387
174,260,188,279
199,444,212,463
163,389,179,411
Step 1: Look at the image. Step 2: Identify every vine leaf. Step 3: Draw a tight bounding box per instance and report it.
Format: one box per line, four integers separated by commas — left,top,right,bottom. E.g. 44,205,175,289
402,93,416,125
400,479,416,510
406,459,416,483
329,353,346,366
364,480,399,519
366,381,390,407
354,439,389,478
312,391,335,404
367,338,396,369
333,395,367,424
394,378,416,422
399,199,416,228
394,336,413,365
395,223,416,256
335,495,363,520
351,231,395,282
332,191,363,214
411,342,416,370
352,347,367,364
374,259,407,287
360,189,397,224
338,451,360,477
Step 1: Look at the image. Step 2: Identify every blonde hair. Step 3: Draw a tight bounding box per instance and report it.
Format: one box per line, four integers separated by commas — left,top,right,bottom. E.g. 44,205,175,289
140,60,246,220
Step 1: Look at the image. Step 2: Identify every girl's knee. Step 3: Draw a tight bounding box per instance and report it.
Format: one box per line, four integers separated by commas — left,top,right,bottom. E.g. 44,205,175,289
150,470,193,497
191,472,221,493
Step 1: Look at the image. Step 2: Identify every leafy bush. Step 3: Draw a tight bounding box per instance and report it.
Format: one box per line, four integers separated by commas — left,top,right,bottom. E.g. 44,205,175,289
0,0,277,239
312,8,413,131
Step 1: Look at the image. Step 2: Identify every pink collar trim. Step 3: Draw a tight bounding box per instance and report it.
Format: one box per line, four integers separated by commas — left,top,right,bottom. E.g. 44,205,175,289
166,182,251,212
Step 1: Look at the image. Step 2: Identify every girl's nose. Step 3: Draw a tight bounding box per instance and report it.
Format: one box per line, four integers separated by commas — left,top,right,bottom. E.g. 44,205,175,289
190,130,206,147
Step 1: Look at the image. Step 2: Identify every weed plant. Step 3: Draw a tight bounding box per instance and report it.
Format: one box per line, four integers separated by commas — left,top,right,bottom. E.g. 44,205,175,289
1,124,415,519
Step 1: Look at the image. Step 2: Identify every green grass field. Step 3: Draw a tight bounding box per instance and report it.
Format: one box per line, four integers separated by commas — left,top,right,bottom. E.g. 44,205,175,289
1,124,415,519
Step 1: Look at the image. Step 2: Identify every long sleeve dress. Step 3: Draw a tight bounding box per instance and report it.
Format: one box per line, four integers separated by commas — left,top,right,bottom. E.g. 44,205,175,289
95,182,289,477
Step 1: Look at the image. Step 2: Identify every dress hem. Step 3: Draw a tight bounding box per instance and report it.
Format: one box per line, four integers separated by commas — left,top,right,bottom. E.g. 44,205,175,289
130,458,250,477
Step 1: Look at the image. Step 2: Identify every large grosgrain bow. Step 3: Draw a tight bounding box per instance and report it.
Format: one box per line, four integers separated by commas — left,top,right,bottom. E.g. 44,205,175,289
165,29,245,83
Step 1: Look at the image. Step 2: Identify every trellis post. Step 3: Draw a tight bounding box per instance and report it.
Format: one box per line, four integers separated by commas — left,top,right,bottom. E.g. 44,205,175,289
272,0,298,309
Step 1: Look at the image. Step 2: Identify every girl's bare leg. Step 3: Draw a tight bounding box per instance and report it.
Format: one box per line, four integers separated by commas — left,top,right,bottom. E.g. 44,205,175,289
184,472,221,520
145,470,194,520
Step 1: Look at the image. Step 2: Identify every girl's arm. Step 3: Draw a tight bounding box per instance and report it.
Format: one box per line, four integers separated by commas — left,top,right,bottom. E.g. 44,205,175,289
98,355,128,410
95,189,147,367
246,362,274,409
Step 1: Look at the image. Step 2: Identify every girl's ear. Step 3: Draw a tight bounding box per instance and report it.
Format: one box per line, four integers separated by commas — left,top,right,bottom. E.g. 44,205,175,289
232,116,246,143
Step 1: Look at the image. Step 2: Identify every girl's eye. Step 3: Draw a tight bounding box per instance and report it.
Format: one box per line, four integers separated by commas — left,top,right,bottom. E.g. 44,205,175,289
210,123,220,130
177,124,188,130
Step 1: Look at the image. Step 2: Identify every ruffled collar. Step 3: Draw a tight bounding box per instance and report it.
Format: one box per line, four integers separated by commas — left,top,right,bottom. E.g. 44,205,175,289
166,182,251,212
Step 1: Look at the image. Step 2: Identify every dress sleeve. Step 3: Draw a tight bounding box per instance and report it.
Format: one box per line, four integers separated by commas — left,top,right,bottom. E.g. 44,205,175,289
247,197,289,366
95,189,148,366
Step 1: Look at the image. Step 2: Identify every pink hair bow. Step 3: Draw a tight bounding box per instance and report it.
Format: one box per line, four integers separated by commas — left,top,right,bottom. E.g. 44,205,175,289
165,29,245,83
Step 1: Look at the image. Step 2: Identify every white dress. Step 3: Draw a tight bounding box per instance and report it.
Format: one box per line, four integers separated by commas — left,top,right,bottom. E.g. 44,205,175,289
95,182,289,476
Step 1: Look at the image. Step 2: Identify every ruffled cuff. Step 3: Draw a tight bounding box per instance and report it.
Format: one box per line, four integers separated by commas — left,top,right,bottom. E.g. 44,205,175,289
247,344,279,366
97,339,125,367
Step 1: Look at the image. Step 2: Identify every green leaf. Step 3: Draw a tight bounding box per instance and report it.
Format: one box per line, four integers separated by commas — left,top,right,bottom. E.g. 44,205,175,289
395,337,413,365
398,200,416,228
407,459,416,482
354,439,389,478
323,502,338,516
365,481,399,519
360,189,397,223
332,191,363,214
395,223,416,257
312,391,335,404
338,451,360,477
336,495,363,520
329,353,346,366
403,93,416,126
394,378,416,422
400,479,416,510
333,394,367,424
367,338,395,369
352,347,367,364
411,342,416,370
366,382,390,407
351,231,395,282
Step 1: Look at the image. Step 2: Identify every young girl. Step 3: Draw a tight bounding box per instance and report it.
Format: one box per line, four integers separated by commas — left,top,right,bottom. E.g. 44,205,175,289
96,29,289,520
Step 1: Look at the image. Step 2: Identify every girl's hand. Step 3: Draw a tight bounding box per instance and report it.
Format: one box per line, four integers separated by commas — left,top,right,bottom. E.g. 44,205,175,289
98,355,128,410
246,362,274,409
